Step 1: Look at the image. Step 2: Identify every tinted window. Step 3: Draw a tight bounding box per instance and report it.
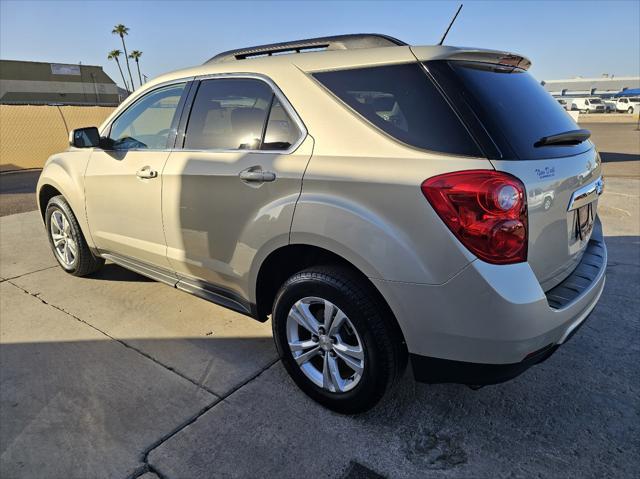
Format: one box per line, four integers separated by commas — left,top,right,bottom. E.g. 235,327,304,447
262,99,300,150
109,83,185,150
185,79,273,150
313,64,481,156
427,61,592,160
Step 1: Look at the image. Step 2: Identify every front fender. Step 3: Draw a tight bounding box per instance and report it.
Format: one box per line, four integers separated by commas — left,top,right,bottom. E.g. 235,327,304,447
36,151,94,248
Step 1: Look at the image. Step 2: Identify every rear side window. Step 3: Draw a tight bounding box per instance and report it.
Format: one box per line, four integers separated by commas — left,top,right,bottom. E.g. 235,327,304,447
184,78,301,151
262,99,301,150
313,64,481,157
427,61,592,160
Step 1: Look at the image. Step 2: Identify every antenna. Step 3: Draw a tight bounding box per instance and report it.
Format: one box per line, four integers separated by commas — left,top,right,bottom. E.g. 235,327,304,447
438,4,463,46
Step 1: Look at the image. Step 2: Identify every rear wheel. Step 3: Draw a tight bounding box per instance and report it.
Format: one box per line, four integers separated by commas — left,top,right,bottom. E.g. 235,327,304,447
45,195,104,276
272,266,405,414
628,107,634,114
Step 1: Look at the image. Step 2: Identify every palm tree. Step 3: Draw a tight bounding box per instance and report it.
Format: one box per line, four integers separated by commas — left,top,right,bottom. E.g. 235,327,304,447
112,24,135,91
129,50,143,88
107,49,129,93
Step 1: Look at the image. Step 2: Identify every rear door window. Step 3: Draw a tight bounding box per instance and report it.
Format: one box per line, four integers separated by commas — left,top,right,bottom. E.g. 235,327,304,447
427,61,593,160
183,78,302,151
185,78,272,150
313,64,482,157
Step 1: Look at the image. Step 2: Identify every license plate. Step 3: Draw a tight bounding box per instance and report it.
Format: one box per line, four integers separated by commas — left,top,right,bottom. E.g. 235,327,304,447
574,202,595,241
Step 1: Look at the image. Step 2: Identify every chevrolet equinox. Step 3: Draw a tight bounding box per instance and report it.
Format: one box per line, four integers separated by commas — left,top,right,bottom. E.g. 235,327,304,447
37,34,607,413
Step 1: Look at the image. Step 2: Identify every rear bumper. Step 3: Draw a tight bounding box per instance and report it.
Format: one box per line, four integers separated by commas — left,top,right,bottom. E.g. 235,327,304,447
410,307,592,385
371,217,606,384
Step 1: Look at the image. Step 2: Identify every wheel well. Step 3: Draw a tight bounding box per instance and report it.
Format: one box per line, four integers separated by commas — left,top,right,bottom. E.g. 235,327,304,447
255,244,406,347
38,184,62,219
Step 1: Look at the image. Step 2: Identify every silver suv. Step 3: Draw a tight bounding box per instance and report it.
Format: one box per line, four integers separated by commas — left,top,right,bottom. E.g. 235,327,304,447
37,34,607,413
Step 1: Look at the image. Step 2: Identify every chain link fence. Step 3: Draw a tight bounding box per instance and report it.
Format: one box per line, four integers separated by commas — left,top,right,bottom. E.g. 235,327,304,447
0,105,115,171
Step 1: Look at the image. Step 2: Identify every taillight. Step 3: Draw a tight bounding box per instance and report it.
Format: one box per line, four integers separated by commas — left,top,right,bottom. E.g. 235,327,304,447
421,170,528,264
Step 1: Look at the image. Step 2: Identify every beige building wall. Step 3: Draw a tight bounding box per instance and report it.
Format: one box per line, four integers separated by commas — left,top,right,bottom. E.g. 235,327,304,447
0,105,115,171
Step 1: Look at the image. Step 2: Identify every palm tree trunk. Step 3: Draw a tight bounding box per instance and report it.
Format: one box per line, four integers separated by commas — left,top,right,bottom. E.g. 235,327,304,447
120,35,135,91
135,59,142,87
115,58,129,94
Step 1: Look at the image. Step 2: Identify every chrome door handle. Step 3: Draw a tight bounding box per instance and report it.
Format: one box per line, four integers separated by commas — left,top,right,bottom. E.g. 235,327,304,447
136,166,158,179
239,168,276,183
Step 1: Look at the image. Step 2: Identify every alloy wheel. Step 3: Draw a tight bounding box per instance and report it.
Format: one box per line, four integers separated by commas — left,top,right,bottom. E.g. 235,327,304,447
49,209,77,267
286,296,365,393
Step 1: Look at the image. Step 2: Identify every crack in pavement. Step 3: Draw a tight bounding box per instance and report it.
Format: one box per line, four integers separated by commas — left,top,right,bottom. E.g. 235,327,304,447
0,265,58,282
132,358,281,479
7,277,281,479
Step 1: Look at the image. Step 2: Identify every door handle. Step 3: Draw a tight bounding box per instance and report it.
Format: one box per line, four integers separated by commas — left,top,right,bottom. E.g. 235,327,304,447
239,168,276,183
136,166,158,179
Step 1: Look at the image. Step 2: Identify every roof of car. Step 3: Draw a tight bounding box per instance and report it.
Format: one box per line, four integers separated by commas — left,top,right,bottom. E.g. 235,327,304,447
134,34,531,96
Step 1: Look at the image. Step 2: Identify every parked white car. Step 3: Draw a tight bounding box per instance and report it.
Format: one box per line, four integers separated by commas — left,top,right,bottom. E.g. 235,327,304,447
603,99,618,113
571,97,606,114
615,97,640,114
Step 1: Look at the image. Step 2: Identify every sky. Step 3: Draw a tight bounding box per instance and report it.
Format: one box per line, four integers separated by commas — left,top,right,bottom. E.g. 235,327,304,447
1,0,639,89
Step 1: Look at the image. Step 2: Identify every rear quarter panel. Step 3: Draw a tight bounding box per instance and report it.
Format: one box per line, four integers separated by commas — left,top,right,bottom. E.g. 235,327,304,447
278,56,495,284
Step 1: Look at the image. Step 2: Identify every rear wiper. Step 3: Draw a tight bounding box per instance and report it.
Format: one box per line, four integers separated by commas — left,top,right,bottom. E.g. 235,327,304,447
534,129,591,147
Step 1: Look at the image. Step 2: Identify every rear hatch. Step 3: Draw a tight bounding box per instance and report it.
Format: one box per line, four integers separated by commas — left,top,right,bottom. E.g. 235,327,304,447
421,55,602,290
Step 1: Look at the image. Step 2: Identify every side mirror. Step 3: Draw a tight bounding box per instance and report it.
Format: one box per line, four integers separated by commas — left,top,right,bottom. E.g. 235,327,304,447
70,127,100,148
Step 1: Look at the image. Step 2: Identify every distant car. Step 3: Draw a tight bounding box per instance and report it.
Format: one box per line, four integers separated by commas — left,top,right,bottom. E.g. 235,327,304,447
571,97,606,114
603,99,617,113
615,97,640,114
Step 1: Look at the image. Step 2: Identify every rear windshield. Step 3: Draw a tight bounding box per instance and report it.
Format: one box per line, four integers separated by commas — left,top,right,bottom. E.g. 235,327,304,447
426,61,593,160
313,64,481,157
589,98,602,104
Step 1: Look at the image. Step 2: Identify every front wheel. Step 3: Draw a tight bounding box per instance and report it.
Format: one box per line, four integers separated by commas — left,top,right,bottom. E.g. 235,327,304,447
45,195,104,276
628,107,634,114
272,266,405,414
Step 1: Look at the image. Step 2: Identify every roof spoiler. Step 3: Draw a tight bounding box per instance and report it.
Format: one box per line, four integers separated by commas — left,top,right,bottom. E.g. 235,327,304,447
205,34,407,64
411,46,532,70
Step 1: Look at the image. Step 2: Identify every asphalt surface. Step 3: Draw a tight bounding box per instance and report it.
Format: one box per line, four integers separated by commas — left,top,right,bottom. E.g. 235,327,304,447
0,123,639,478
582,122,640,177
0,169,39,217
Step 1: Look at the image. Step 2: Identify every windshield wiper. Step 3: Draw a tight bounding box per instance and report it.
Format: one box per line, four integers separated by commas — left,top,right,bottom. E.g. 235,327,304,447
534,129,591,147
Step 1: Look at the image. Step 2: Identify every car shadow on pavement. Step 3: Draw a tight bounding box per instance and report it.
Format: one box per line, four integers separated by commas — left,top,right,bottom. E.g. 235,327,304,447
0,335,273,478
599,152,640,162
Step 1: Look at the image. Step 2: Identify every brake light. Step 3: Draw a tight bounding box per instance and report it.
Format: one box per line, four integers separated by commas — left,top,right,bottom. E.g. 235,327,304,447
421,170,528,264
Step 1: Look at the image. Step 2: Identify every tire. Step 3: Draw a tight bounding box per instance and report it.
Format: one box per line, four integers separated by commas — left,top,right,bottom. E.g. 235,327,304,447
543,197,552,211
45,195,104,276
272,265,406,414
628,107,634,114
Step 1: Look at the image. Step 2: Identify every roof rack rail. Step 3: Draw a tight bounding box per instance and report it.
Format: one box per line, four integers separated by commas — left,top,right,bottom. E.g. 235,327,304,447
204,34,407,64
